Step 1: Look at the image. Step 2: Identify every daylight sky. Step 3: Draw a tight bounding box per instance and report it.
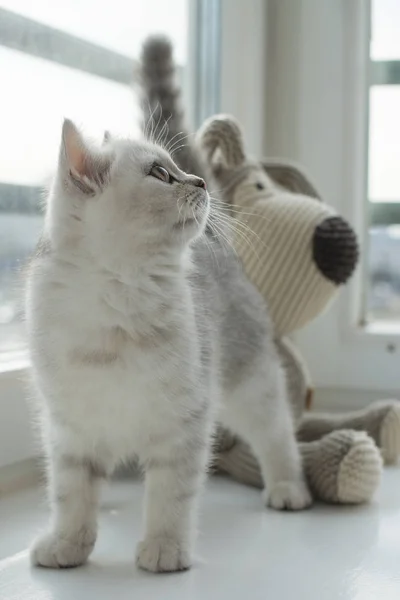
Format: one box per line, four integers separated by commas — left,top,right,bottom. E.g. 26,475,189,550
0,0,399,202
0,0,187,188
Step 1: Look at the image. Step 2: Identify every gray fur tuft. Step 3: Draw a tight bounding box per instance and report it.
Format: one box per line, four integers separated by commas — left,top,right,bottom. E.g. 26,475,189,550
139,35,204,177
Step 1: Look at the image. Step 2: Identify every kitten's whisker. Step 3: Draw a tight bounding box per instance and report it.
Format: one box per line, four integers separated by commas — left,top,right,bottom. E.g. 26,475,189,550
143,98,154,140
211,208,268,251
165,130,186,153
207,184,234,196
166,131,196,154
212,220,257,262
153,103,164,144
209,198,273,223
149,101,162,143
155,114,173,148
211,209,267,237
213,228,236,258
201,226,220,271
170,144,188,158
177,197,183,222
147,101,159,143
210,207,268,262
161,116,174,148
167,132,196,154
211,219,264,267
207,218,237,257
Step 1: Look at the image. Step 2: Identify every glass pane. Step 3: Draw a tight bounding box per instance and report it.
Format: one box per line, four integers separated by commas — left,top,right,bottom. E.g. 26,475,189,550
371,0,400,60
366,1,400,323
0,0,188,63
0,48,139,186
367,226,400,321
0,2,188,356
368,86,400,203
0,213,43,353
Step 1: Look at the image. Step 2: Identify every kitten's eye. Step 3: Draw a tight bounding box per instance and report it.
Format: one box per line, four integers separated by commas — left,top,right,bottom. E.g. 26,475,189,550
255,182,264,190
150,165,171,183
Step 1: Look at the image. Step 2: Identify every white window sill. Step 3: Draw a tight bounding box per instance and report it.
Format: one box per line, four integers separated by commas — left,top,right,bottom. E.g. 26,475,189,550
0,362,396,477
0,365,36,469
363,321,400,336
1,473,400,599
0,351,29,375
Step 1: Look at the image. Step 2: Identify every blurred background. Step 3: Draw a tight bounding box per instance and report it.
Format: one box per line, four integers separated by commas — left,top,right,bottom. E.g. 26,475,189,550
0,0,399,394
368,0,400,322
0,0,190,354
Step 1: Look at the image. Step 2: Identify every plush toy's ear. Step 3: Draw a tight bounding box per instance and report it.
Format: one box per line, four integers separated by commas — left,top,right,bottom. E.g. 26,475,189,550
196,114,246,177
262,159,321,200
60,119,113,195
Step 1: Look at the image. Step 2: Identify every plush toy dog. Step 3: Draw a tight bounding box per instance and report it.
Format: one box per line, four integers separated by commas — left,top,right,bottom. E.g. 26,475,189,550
197,114,400,503
139,36,400,503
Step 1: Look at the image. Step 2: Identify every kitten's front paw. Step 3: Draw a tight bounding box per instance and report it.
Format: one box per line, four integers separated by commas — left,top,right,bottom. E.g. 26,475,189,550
136,536,191,573
266,480,313,511
31,529,96,569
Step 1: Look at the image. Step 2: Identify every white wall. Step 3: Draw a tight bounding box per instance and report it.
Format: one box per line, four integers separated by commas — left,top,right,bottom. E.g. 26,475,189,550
219,0,269,157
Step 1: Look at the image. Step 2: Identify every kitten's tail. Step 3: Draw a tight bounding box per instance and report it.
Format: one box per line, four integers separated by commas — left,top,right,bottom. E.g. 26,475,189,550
139,35,204,177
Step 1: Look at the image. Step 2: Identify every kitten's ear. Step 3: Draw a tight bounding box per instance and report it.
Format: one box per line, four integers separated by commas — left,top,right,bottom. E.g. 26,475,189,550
60,119,113,195
61,119,90,177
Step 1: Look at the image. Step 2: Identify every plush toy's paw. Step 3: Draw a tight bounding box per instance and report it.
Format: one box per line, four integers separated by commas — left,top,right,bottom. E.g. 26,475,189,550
266,480,313,511
374,401,400,464
336,431,382,503
301,430,383,504
136,536,191,573
31,529,96,568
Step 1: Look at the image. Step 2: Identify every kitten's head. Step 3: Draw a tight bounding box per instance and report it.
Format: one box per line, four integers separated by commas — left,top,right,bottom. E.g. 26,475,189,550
48,119,208,268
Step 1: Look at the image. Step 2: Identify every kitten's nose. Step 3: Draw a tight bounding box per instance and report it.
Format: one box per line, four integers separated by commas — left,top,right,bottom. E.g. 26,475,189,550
193,176,207,190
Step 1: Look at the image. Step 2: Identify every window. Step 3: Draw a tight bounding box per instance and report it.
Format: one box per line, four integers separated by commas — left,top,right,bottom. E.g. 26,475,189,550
366,0,400,323
0,0,189,360
264,0,400,393
0,0,232,468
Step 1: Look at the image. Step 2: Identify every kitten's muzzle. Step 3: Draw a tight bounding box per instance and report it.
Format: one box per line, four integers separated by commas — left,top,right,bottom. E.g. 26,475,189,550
195,177,206,190
186,175,207,191
185,188,208,210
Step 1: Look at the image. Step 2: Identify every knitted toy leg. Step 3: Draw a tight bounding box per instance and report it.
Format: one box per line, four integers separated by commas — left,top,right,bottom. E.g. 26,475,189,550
300,431,382,503
215,429,382,504
297,400,400,464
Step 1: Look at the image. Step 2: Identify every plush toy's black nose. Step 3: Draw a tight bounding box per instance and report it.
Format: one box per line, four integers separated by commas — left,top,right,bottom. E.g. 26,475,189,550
312,216,359,284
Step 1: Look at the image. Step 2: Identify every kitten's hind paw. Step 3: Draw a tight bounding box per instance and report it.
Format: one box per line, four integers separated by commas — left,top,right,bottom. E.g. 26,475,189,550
136,536,191,573
31,529,96,569
266,480,313,511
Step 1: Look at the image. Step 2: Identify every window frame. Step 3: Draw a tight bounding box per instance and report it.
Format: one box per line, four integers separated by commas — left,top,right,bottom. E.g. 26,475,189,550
268,0,400,394
365,5,400,323
0,0,229,466
0,0,220,368
0,7,140,371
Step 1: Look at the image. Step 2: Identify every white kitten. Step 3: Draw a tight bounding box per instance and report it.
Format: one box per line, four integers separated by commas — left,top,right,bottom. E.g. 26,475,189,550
26,120,311,573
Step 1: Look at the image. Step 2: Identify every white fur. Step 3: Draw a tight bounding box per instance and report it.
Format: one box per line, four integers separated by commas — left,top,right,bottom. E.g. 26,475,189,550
27,121,310,573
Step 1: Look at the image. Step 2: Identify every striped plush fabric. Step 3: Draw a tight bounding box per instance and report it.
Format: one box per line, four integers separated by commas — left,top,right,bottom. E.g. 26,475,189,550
232,178,337,336
195,114,389,507
197,114,358,337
